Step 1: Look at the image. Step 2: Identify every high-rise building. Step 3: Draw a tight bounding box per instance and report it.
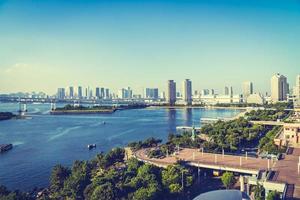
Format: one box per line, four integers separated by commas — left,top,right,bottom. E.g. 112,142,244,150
68,86,74,98
100,88,105,98
271,73,288,102
57,88,65,99
161,91,166,99
95,87,100,99
145,88,159,99
242,81,253,98
224,86,229,95
105,89,110,99
183,79,192,105
127,87,133,99
118,88,127,99
167,80,176,106
230,86,233,96
78,86,83,99
201,89,209,96
210,89,215,95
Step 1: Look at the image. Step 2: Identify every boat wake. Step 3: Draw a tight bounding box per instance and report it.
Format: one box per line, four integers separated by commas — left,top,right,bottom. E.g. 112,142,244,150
48,126,82,141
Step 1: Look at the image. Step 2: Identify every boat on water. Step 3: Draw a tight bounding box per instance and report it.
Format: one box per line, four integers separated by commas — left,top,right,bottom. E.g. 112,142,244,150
0,144,13,153
87,144,96,150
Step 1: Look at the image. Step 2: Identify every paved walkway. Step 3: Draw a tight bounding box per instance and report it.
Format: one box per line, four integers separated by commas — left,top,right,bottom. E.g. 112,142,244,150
272,148,300,199
135,147,300,199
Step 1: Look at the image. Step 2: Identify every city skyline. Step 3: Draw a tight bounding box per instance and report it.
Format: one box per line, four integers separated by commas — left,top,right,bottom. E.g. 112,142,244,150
0,0,300,94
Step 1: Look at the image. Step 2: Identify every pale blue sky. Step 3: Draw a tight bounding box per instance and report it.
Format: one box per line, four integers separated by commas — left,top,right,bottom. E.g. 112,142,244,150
0,0,299,95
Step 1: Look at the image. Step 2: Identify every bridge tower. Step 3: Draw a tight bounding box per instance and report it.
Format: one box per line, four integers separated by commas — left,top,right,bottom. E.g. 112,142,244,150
18,99,28,115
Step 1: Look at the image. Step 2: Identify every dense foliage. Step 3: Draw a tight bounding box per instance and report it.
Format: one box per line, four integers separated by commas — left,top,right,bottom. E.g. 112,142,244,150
35,147,194,200
127,137,162,151
245,109,291,121
258,126,285,155
0,185,34,200
200,118,265,152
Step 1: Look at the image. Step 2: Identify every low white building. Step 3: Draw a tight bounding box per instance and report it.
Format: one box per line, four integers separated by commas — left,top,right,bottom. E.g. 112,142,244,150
246,93,265,104
199,94,242,105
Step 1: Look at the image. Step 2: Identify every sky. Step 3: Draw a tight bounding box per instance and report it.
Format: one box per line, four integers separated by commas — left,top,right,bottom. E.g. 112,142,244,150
0,0,299,95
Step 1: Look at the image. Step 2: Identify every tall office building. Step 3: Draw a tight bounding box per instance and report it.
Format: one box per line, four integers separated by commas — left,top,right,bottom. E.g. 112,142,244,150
78,86,83,99
224,86,229,95
201,89,209,96
105,89,110,99
210,89,215,95
57,88,65,99
230,86,233,96
68,86,74,98
145,88,159,99
95,87,100,99
127,87,133,99
242,81,253,98
118,88,127,99
167,80,176,106
271,73,288,102
100,88,105,98
183,79,192,105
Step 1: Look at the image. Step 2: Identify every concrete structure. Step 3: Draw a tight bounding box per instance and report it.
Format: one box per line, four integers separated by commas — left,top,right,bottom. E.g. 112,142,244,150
145,88,159,99
105,88,110,99
118,87,133,99
246,93,265,105
183,79,192,105
56,88,65,100
135,147,300,199
68,86,74,98
199,94,243,105
242,81,253,100
271,73,288,102
224,86,229,95
167,80,176,105
201,89,210,96
77,86,83,99
274,123,300,147
95,87,100,99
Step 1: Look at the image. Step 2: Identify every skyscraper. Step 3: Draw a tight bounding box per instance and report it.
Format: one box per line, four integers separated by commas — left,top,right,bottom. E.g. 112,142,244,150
105,88,110,99
100,88,105,98
145,88,159,99
167,80,176,106
271,73,288,102
68,86,74,98
183,79,192,105
224,86,229,95
78,86,83,99
242,81,253,98
230,86,233,96
95,87,100,99
57,88,65,99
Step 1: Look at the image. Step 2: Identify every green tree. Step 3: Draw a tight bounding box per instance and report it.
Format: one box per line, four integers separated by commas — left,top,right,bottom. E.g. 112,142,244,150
221,172,235,189
254,183,265,200
49,165,70,196
90,183,115,200
267,191,280,200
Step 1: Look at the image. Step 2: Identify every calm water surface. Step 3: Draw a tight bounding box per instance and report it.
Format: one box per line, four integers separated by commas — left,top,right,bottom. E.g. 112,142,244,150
0,102,241,190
